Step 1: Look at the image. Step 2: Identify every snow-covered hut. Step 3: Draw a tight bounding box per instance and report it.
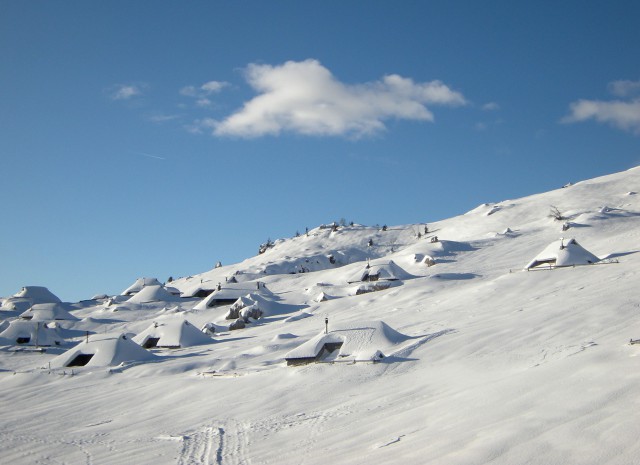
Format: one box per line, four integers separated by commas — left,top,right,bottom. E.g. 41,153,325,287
126,285,183,304
193,283,273,310
284,320,410,366
1,286,62,312
20,303,79,321
12,286,61,304
133,319,213,349
0,320,63,346
347,260,414,284
315,292,331,303
121,277,162,296
50,334,157,368
164,286,181,296
184,283,219,299
525,238,600,270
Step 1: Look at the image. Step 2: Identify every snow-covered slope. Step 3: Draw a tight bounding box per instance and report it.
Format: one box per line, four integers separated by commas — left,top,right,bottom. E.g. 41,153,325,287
1,167,640,464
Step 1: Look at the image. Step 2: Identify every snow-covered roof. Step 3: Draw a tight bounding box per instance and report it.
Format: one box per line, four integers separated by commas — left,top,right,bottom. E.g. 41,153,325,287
19,303,79,321
50,334,157,368
525,238,600,270
164,286,181,296
121,277,162,296
0,320,63,346
12,286,61,304
133,319,213,348
285,320,410,363
193,283,273,310
126,285,183,304
347,260,414,283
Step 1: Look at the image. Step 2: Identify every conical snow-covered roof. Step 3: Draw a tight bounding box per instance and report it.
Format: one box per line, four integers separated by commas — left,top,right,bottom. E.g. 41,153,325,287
50,334,157,368
19,303,79,321
12,286,61,304
0,320,63,347
347,260,414,283
2,286,61,311
193,283,274,310
525,238,600,270
285,320,410,364
133,319,213,348
127,285,182,304
121,277,162,296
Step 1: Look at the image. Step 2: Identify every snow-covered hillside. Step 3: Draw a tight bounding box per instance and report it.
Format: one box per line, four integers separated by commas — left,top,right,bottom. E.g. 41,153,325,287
1,167,640,464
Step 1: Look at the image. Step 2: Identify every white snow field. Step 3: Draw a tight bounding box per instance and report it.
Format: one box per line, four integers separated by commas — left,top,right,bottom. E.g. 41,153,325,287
1,166,640,464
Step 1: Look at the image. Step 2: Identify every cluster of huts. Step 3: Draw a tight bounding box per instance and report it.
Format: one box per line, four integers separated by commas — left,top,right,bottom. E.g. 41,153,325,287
0,237,604,370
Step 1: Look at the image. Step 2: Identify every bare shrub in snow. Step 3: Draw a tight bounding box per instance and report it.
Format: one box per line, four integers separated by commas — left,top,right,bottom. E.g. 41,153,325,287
548,205,565,221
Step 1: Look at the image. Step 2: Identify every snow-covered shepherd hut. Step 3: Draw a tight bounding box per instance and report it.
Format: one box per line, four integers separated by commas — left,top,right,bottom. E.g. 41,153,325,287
285,320,410,366
121,277,162,296
1,286,62,312
347,260,414,284
0,320,63,346
193,283,273,310
20,303,79,321
12,286,62,304
133,319,213,349
126,285,183,304
50,334,157,368
525,238,600,270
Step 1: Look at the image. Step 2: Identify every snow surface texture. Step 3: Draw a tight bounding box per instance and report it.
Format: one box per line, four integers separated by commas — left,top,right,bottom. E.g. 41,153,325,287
1,167,640,464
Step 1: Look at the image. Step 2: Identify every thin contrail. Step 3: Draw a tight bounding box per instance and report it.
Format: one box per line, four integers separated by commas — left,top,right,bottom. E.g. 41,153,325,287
130,150,166,160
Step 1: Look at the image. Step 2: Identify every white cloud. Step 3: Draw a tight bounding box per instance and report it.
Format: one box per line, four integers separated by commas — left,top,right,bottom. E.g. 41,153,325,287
111,84,142,100
180,81,229,103
563,98,640,134
482,102,500,111
608,80,640,98
179,85,198,97
563,80,640,134
212,59,466,138
185,117,217,134
196,98,212,108
201,81,228,94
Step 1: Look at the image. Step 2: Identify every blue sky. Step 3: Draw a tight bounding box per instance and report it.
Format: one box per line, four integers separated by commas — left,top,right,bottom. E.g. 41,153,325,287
1,1,639,301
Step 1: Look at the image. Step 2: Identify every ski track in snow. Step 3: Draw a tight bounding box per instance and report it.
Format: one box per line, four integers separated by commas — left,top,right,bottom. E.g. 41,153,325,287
176,420,250,465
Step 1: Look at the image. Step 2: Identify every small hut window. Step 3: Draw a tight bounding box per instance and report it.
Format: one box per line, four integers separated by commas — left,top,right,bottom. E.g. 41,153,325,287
143,337,160,349
67,353,94,367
